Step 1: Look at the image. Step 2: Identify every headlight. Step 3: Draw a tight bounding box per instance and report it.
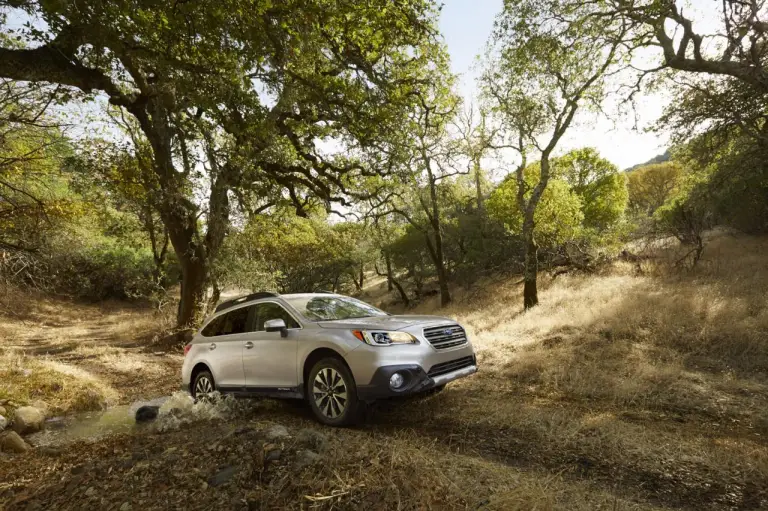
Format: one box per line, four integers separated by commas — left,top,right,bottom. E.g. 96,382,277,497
352,330,418,346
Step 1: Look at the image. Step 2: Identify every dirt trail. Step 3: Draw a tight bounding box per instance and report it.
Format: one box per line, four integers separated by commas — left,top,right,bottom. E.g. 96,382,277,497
0,295,182,411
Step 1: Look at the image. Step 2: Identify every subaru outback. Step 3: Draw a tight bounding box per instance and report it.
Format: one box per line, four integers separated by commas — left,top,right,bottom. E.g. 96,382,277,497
181,292,477,426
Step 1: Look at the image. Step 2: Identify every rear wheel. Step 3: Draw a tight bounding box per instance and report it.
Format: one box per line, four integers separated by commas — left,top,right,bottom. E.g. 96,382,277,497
307,358,363,426
192,370,216,402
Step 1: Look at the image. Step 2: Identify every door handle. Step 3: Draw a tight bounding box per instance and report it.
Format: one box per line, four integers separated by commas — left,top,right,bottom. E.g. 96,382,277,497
209,343,216,351
244,341,254,349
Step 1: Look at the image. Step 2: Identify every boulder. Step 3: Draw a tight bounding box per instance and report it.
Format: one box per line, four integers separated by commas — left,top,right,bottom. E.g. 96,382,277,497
30,400,50,416
0,405,6,415
0,431,30,453
11,406,45,435
135,405,159,423
0,415,7,431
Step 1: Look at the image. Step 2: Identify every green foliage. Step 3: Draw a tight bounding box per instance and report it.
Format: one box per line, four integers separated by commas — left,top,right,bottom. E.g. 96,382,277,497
628,162,683,216
487,168,584,247
553,148,628,232
217,213,372,294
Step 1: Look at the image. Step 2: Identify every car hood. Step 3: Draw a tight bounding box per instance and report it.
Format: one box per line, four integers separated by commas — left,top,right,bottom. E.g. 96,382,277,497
316,314,455,331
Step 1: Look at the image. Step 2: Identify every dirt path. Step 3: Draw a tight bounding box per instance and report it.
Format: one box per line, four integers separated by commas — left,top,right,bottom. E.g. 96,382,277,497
0,294,182,412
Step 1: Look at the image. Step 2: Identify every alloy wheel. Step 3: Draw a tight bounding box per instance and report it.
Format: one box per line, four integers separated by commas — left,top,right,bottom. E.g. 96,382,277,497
195,375,214,398
313,367,348,419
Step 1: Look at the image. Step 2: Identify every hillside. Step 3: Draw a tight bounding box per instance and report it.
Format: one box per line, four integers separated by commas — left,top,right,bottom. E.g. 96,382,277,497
625,150,672,172
1,233,766,510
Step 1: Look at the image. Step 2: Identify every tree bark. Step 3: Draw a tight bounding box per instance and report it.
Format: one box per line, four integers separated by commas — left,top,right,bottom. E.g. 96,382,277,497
522,221,539,309
384,250,394,291
426,174,451,307
177,252,208,329
391,276,410,307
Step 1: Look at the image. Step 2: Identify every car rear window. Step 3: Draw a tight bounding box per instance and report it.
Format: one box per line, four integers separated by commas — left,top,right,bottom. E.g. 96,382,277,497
201,305,252,336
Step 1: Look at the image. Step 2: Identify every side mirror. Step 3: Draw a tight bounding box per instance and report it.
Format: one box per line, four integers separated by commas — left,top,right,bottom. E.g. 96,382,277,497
264,318,288,337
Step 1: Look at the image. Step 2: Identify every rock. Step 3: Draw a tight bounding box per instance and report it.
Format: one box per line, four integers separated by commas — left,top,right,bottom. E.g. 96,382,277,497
119,502,131,511
30,400,50,416
296,429,329,453
0,405,6,415
135,406,159,422
0,431,30,453
263,443,282,462
265,424,290,441
85,487,96,497
11,406,45,435
265,448,281,462
294,449,320,470
0,415,7,431
208,465,239,487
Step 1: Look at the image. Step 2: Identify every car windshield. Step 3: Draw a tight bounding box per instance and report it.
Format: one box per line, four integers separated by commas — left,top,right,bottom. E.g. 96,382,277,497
284,295,388,321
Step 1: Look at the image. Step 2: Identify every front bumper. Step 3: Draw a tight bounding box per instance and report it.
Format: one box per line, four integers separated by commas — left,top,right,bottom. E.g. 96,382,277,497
356,357,477,401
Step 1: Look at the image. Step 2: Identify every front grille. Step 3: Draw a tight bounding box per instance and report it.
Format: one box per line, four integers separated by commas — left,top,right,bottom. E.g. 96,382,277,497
427,356,475,378
423,324,468,350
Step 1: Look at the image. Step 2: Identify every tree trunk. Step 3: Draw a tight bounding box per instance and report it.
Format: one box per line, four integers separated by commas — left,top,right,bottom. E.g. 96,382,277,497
384,251,393,291
522,218,539,310
177,253,208,328
391,277,410,307
359,263,364,290
474,160,484,211
426,175,451,307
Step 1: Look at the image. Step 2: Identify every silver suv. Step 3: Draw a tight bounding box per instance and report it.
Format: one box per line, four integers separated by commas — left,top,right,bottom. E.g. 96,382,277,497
181,292,477,425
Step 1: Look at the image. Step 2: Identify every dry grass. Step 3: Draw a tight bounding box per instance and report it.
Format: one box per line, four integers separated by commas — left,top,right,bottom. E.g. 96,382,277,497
0,287,181,414
2,232,767,510
357,232,768,509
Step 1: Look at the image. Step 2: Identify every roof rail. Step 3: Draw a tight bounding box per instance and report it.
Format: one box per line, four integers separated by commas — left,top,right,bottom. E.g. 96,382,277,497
214,292,279,313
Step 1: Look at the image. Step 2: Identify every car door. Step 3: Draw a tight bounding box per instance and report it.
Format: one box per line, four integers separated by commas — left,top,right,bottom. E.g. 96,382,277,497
200,305,253,390
243,301,301,390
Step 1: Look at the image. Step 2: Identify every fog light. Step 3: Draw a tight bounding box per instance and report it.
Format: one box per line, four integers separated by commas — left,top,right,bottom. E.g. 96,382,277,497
389,372,405,390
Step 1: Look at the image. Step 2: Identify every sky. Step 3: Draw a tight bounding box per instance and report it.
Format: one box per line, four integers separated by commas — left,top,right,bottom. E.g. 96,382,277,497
437,0,669,170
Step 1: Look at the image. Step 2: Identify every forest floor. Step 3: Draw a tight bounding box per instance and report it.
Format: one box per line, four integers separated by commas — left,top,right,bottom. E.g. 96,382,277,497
1,233,767,510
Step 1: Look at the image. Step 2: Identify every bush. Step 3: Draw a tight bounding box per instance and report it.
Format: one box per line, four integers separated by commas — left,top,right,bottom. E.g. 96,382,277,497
49,242,162,301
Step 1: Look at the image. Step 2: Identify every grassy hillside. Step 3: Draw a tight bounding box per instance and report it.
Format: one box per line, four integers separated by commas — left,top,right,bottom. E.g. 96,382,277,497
1,233,767,510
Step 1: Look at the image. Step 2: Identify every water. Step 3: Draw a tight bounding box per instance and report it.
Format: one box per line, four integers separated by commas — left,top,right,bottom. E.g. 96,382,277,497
25,392,236,448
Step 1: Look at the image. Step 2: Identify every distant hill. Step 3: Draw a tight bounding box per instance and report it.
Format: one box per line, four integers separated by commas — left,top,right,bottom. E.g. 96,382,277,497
625,150,671,172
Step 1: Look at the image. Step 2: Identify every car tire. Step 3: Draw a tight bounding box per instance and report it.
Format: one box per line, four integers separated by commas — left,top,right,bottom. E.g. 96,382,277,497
192,369,216,402
307,357,363,426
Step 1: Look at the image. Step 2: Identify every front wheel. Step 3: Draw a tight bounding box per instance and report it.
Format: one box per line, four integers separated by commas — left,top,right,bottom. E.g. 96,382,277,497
307,358,363,426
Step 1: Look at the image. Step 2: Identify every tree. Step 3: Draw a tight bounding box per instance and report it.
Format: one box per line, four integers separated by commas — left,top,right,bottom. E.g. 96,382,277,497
67,136,171,288
0,79,74,253
628,162,682,216
482,0,628,309
0,0,444,327
365,60,463,307
487,167,584,248
553,148,628,232
606,0,768,93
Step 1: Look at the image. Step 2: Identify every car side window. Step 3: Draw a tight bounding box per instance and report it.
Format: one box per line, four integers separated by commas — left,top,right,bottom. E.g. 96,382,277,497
253,302,299,331
202,306,252,337
201,315,225,337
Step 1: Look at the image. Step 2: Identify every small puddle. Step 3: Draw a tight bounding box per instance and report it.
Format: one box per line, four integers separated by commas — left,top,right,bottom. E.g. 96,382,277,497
26,392,234,448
